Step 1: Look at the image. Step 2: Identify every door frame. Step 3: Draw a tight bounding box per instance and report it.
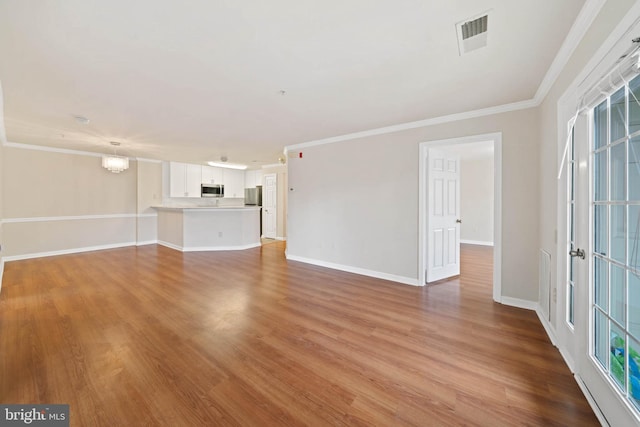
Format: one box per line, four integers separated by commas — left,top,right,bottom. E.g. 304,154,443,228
418,132,503,301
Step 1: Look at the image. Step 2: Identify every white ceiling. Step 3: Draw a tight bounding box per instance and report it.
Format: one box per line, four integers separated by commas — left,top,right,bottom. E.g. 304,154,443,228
0,0,585,167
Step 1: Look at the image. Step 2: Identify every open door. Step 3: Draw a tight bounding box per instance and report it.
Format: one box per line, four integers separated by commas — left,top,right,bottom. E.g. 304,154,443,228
426,148,461,283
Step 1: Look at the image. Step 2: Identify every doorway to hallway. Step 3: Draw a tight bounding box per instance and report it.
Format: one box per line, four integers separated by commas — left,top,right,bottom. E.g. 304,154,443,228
419,133,502,301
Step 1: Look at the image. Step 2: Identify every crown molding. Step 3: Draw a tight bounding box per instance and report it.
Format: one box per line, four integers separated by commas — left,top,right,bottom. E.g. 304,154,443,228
261,163,286,169
135,157,162,163
286,98,537,151
286,0,605,152
533,0,606,104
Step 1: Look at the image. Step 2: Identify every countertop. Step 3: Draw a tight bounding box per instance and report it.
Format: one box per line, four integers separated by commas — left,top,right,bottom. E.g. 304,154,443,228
152,205,260,211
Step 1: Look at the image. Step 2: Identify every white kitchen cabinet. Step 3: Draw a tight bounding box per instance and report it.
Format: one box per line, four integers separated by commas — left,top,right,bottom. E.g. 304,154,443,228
185,165,202,196
201,165,223,184
244,169,264,188
223,169,245,198
169,162,202,198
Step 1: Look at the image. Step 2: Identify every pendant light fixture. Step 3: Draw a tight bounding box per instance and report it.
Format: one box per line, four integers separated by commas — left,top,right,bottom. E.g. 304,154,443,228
102,141,129,173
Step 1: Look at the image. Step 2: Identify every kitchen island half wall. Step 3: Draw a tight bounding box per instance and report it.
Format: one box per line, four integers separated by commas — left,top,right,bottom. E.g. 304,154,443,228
154,206,261,252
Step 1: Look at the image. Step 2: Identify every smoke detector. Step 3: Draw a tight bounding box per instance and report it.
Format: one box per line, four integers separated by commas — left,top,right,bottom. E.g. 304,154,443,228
456,11,491,55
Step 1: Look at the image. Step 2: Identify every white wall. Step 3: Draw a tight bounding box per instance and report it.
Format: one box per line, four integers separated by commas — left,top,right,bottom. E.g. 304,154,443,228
0,141,4,289
137,160,162,244
1,144,162,260
444,142,494,245
287,107,539,299
460,154,494,245
0,83,5,289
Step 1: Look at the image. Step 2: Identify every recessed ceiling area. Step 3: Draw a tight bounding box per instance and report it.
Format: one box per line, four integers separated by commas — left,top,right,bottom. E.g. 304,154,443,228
0,0,586,166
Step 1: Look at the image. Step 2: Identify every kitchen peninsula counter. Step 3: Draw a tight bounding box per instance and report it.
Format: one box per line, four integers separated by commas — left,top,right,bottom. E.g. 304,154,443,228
153,206,261,251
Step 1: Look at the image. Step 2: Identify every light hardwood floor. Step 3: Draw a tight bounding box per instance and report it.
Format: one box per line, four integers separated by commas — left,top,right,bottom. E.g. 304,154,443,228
0,243,598,426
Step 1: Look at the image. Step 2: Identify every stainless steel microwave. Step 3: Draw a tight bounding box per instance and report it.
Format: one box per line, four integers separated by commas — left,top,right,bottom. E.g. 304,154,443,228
201,183,224,198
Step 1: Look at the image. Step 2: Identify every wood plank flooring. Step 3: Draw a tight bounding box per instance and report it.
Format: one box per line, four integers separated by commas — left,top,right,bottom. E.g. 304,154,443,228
0,243,598,426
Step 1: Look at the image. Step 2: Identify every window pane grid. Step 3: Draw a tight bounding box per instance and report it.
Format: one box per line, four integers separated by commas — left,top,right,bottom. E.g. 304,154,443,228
628,128,640,140
629,336,640,409
591,75,640,414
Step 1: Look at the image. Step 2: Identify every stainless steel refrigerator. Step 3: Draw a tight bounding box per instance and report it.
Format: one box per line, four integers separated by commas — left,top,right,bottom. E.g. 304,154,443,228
244,186,262,206
245,186,262,235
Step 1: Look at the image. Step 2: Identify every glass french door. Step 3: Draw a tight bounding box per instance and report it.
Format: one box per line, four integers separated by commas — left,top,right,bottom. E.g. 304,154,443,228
574,73,640,425
568,127,576,328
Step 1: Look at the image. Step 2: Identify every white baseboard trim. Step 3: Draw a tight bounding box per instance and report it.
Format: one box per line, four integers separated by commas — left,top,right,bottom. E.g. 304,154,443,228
535,306,558,347
575,375,609,427
136,240,158,246
184,243,262,252
157,241,262,252
559,346,576,375
498,296,538,310
285,254,421,287
533,304,578,373
275,236,287,241
460,239,494,246
157,240,182,251
3,242,138,262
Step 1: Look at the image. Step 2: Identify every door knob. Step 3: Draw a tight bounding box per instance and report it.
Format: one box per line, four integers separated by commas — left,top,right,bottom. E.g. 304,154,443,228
456,219,462,224
569,248,586,259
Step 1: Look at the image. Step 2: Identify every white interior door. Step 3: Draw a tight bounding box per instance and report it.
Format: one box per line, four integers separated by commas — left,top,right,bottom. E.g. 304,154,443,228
263,173,277,239
426,148,461,283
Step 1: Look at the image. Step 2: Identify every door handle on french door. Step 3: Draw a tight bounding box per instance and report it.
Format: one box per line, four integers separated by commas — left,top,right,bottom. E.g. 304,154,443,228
456,219,462,223
569,248,586,259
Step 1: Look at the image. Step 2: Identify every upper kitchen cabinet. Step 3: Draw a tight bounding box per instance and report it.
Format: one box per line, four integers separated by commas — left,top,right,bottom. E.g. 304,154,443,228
223,169,245,198
202,165,223,184
245,169,264,188
169,162,202,198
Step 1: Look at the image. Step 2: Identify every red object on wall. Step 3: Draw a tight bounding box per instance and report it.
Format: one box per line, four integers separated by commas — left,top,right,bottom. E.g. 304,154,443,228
299,152,303,158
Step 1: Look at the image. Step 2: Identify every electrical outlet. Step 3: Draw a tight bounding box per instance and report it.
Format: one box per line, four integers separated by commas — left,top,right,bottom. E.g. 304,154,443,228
218,231,223,238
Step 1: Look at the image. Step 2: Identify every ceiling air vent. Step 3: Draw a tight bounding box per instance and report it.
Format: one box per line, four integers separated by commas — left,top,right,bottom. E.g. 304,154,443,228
456,11,490,55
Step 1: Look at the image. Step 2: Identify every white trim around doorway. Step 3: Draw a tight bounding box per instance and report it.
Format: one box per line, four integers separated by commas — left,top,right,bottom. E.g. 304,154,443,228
418,132,503,301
